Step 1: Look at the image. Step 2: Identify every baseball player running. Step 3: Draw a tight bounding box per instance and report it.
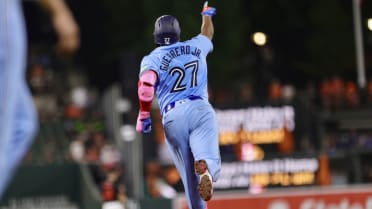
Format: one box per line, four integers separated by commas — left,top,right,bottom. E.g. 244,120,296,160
136,2,220,209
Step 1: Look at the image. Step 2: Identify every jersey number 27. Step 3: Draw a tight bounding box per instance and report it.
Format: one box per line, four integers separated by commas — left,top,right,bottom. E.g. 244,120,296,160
169,60,198,92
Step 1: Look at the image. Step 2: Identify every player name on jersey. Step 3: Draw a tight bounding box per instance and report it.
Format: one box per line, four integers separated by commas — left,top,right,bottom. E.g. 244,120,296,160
160,45,202,70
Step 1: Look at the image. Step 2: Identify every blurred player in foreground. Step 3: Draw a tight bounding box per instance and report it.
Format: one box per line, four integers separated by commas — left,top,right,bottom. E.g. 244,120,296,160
136,2,220,209
0,0,79,199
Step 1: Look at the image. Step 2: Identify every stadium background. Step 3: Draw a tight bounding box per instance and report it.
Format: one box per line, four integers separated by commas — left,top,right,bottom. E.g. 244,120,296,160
1,0,372,209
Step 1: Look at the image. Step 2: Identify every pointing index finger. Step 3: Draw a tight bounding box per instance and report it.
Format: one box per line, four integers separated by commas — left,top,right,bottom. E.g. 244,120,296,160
203,1,208,8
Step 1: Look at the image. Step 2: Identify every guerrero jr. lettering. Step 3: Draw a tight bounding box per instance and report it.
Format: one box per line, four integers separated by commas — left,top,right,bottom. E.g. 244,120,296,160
160,45,201,71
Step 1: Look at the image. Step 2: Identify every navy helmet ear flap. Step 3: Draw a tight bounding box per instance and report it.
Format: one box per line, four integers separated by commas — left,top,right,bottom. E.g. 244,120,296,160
153,15,181,46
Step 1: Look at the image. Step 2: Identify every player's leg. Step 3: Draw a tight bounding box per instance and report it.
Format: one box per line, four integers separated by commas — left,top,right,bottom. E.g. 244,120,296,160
0,81,37,200
189,101,221,181
0,0,33,199
163,110,206,209
188,100,221,201
8,80,38,165
165,140,206,209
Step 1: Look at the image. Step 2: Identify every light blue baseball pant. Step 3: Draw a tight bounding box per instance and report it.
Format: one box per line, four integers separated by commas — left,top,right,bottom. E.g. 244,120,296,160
162,99,221,209
0,0,38,199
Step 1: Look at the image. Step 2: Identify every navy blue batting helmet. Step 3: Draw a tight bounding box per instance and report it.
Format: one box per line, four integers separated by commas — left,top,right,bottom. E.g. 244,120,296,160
153,15,181,46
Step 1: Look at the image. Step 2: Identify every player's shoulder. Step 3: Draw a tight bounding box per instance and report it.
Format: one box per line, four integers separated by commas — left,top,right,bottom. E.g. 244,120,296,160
142,48,160,62
184,34,212,45
144,47,160,57
182,34,213,55
140,48,163,74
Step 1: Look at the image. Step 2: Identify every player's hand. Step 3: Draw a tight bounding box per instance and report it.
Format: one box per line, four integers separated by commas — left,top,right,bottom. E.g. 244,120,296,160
136,111,152,133
201,1,216,17
52,10,80,55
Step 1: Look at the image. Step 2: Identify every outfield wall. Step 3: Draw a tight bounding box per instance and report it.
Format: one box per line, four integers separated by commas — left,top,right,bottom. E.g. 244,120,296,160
0,164,102,209
175,185,372,209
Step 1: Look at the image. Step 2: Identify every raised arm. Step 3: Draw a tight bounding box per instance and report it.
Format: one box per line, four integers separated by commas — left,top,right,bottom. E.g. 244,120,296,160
201,16,214,40
39,0,80,54
200,1,216,40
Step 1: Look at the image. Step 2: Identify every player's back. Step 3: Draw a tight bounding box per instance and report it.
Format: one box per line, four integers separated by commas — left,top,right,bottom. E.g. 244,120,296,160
141,34,213,113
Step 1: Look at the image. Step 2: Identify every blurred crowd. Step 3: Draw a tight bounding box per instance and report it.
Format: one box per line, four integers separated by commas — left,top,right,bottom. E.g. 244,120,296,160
209,77,372,150
21,48,128,205
317,76,372,110
208,75,372,111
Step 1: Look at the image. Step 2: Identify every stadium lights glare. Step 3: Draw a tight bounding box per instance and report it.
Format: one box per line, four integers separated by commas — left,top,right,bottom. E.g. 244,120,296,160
252,32,267,46
368,18,372,31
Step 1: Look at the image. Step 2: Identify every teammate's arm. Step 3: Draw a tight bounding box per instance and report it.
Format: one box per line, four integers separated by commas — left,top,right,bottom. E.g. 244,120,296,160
38,0,80,54
200,1,216,40
136,70,158,133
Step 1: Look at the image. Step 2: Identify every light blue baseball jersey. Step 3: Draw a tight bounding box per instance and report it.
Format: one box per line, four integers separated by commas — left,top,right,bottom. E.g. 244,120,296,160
140,34,213,113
